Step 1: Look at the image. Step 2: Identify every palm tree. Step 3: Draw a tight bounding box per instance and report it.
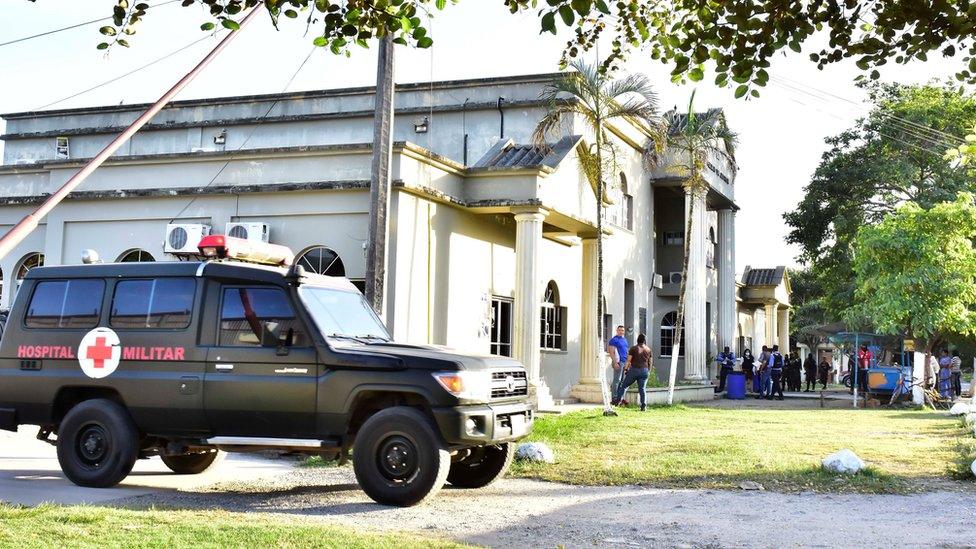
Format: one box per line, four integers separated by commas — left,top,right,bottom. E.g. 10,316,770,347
533,60,663,411
662,92,738,405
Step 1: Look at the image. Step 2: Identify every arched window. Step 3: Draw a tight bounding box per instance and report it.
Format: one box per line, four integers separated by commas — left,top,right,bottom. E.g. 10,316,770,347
295,246,364,292
707,227,716,268
619,172,633,230
540,281,565,351
296,246,345,276
660,311,685,357
117,249,156,263
14,252,43,296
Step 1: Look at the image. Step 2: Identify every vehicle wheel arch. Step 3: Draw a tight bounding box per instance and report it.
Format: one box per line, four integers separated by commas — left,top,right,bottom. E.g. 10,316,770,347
344,386,437,439
52,386,127,426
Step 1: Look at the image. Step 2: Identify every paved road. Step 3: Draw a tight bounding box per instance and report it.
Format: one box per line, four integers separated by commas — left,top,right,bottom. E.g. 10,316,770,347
0,426,292,506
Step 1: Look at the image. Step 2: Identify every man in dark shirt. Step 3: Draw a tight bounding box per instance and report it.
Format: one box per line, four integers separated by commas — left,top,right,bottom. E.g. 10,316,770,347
767,345,785,400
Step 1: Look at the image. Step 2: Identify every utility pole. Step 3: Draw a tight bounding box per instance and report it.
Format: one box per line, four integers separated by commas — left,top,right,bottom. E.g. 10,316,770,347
365,34,395,317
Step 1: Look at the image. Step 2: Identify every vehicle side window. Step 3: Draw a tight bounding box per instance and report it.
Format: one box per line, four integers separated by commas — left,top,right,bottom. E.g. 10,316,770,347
110,278,195,329
25,279,105,329
219,287,307,347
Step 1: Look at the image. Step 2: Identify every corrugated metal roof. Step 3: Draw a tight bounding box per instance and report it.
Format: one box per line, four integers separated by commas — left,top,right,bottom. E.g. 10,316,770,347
484,144,547,167
743,266,786,286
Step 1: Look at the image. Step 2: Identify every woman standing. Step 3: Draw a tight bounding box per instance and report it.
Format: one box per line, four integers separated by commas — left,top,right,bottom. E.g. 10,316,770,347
613,333,652,411
741,348,755,389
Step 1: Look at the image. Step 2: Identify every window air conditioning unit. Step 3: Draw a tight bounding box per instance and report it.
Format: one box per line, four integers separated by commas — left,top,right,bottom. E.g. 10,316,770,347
225,222,270,243
668,272,683,285
164,223,211,254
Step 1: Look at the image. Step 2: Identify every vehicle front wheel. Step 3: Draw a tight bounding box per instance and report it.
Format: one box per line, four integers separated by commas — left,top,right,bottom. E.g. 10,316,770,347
160,450,224,474
56,399,139,488
352,407,450,506
447,443,515,488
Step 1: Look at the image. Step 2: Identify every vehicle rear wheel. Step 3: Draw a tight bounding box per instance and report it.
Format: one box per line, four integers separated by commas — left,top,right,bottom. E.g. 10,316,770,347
161,450,224,474
447,443,515,489
56,399,139,488
352,407,450,507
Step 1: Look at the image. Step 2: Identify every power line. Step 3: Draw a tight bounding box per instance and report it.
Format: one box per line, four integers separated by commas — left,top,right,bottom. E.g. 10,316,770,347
769,74,966,145
771,80,953,158
0,0,181,49
168,47,318,223
33,31,223,111
768,77,962,151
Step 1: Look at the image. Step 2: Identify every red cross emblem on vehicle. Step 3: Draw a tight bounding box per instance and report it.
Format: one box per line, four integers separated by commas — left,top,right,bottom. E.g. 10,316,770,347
77,328,121,379
86,337,113,369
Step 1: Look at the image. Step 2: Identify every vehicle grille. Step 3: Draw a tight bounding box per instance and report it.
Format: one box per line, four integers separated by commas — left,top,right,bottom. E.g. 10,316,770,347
490,370,528,399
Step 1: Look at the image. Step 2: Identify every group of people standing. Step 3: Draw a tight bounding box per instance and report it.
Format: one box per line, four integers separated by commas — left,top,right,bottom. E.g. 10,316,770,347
937,349,964,399
737,346,833,399
607,325,653,411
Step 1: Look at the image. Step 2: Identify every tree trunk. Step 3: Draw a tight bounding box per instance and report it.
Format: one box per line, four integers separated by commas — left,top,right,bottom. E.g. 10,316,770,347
596,117,610,411
667,184,696,405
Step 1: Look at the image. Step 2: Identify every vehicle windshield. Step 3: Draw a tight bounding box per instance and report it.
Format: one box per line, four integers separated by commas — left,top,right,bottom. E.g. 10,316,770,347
298,286,390,342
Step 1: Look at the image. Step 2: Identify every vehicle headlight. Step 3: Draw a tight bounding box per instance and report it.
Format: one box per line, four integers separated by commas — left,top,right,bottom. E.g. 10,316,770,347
432,371,491,402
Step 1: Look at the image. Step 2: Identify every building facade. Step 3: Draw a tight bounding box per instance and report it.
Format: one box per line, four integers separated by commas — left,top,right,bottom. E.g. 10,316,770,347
0,73,740,404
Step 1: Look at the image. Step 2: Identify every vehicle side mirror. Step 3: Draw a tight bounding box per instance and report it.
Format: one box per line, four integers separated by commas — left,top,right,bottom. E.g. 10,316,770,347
276,328,294,356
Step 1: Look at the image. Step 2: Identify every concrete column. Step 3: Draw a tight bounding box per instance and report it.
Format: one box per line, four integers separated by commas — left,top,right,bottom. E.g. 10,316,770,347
765,302,778,349
578,237,600,384
778,306,790,352
571,237,603,403
683,188,708,382
716,209,736,350
512,207,547,383
753,308,765,355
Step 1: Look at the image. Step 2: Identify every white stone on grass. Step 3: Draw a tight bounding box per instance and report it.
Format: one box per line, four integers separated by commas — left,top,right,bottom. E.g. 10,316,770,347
949,402,972,416
822,449,865,475
972,459,976,478
964,414,976,427
515,442,555,464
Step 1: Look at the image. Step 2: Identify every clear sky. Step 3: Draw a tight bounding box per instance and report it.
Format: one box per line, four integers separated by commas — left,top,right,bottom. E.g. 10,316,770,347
0,0,959,272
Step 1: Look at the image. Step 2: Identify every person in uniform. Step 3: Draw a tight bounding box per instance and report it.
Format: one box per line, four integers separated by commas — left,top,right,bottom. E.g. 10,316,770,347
817,357,831,390
767,345,785,400
715,346,736,393
803,353,817,392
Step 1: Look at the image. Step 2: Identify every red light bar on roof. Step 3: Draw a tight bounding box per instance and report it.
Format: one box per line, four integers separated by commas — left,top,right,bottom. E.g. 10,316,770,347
197,235,294,266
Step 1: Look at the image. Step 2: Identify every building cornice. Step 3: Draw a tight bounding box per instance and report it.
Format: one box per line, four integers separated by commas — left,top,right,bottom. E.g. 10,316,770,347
1,72,563,120
1,99,551,141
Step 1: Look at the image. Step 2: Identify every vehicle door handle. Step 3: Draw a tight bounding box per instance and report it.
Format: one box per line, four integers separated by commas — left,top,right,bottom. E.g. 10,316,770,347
215,363,234,372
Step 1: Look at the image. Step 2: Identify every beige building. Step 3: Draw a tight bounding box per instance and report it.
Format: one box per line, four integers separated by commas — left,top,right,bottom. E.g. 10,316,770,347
735,266,792,356
0,73,742,404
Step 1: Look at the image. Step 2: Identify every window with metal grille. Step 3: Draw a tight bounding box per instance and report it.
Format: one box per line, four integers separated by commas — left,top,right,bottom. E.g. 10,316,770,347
663,231,684,246
660,311,685,357
540,281,566,351
490,297,512,356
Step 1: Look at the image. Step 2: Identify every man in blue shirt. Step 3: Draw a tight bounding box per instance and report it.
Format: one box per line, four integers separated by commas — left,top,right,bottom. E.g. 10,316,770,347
607,325,629,400
715,346,736,393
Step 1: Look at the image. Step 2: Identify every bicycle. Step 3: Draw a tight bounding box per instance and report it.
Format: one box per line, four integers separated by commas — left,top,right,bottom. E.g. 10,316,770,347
887,374,953,410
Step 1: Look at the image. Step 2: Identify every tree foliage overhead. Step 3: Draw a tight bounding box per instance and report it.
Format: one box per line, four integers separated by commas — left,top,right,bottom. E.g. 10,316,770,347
66,0,976,93
785,82,976,318
850,193,976,353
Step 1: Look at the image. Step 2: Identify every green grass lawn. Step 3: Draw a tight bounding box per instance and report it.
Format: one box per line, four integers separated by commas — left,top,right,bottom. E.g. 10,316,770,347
510,405,976,493
0,504,473,549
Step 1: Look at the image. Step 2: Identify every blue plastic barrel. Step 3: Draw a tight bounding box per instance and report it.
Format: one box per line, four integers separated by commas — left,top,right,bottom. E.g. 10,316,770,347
726,371,746,399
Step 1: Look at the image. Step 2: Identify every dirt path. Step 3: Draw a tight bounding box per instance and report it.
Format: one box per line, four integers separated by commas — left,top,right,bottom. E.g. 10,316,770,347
120,465,976,548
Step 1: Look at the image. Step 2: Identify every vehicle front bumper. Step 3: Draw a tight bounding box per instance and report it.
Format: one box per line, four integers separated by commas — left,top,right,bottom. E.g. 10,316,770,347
432,400,533,446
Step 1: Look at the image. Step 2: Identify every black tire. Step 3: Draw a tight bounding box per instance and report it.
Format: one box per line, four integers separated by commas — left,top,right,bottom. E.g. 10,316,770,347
447,443,515,489
843,374,852,389
160,450,224,474
352,406,450,506
56,399,139,488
